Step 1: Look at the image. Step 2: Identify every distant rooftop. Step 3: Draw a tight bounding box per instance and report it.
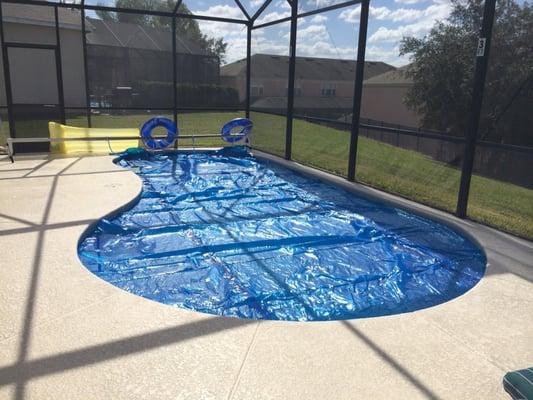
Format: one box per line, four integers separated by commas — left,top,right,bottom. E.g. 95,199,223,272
86,18,209,55
222,54,395,81
363,65,412,86
1,3,210,56
1,2,81,30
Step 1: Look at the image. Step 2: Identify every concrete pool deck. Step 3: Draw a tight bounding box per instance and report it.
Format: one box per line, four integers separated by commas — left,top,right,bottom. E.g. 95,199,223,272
0,153,531,400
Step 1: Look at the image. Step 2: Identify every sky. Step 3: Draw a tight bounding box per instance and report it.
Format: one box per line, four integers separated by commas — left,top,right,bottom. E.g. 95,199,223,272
190,0,455,66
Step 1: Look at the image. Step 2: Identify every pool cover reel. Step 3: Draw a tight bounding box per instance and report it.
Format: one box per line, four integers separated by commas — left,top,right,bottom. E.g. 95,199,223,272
78,147,486,321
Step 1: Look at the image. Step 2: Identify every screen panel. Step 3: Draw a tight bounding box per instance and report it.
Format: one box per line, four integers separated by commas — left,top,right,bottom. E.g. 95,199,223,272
354,0,473,213
176,16,244,109
298,0,354,15
0,108,9,146
85,13,174,109
1,3,56,45
248,20,290,157
59,7,87,108
84,0,174,13
177,110,245,148
467,1,533,240
189,1,248,19
291,6,359,177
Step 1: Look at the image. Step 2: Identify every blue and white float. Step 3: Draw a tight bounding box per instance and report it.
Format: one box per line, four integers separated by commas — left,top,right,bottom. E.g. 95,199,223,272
140,117,178,150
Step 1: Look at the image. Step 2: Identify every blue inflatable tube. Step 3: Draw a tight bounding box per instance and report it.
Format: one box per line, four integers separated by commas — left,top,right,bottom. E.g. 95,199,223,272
221,118,253,143
141,117,178,150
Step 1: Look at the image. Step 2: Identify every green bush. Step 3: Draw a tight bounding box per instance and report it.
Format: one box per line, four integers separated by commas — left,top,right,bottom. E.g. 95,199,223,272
133,81,239,108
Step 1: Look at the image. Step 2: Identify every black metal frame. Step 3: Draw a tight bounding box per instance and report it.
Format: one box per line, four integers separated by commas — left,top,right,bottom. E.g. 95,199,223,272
0,2,20,143
0,0,498,225
1,2,66,152
348,0,368,181
80,1,92,127
284,0,298,160
456,0,497,217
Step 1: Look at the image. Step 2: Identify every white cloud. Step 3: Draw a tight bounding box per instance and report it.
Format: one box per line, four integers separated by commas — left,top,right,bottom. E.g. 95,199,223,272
339,1,451,24
192,4,246,19
193,5,249,63
336,1,452,65
367,2,452,43
309,14,328,23
253,16,355,60
251,36,289,56
395,0,426,4
293,21,355,59
365,45,408,66
297,24,329,41
339,1,452,44
193,0,450,66
338,7,360,23
299,0,336,8
275,0,291,10
295,40,355,59
256,10,291,24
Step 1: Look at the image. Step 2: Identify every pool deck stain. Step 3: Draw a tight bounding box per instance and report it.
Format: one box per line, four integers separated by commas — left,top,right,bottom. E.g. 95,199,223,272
0,153,531,400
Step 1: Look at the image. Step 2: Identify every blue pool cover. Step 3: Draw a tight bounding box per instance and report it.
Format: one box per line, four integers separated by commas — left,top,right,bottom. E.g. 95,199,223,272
78,147,486,321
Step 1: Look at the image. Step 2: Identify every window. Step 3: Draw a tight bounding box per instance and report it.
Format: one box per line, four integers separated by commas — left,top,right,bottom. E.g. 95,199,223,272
251,82,264,96
321,82,336,97
285,83,302,96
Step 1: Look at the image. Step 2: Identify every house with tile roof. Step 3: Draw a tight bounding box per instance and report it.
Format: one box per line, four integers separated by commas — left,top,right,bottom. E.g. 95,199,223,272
221,54,395,119
361,65,420,127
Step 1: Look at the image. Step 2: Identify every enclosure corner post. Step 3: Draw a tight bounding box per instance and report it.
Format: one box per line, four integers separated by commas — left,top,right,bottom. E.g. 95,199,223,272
284,0,298,160
54,5,66,125
456,0,497,218
347,0,369,182
245,23,251,119
81,2,92,128
172,16,178,126
0,2,17,148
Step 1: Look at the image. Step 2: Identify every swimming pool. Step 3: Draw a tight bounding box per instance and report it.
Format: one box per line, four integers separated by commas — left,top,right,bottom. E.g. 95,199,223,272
78,147,486,321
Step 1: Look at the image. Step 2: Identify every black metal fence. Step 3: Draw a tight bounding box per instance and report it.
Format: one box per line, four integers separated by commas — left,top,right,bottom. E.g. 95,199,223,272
298,113,533,189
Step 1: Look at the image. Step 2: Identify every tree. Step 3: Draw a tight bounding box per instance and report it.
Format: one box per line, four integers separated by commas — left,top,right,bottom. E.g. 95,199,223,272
400,0,533,146
95,0,228,62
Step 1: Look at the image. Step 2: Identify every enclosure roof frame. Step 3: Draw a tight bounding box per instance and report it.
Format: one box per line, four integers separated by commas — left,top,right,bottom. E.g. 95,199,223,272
0,0,364,27
1,0,249,25
251,0,362,29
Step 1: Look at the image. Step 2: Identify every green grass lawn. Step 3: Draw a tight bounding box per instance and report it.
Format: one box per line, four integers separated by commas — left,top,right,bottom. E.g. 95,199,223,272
3,110,532,239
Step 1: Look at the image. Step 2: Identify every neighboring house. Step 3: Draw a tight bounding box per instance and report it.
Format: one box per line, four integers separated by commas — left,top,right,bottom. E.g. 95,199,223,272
0,3,219,110
1,3,86,108
360,66,420,127
221,54,395,119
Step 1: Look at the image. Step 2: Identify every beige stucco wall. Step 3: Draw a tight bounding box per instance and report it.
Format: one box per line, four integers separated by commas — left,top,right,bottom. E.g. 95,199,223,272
0,22,86,108
224,75,420,128
361,85,420,127
240,78,354,100
59,27,87,107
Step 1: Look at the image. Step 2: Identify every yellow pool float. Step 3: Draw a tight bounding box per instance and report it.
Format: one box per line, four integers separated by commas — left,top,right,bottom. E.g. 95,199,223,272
49,122,141,154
